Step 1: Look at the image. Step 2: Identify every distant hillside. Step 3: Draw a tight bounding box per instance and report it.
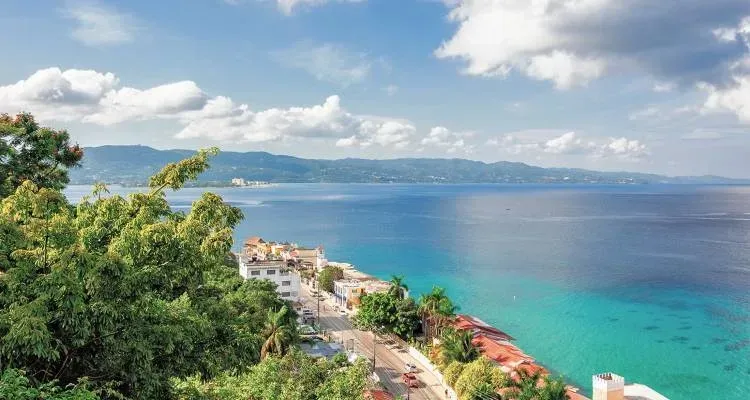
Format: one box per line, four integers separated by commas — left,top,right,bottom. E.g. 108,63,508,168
67,145,749,185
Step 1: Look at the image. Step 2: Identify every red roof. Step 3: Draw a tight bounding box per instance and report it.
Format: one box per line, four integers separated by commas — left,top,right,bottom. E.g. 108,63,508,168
245,236,265,246
364,390,395,400
473,334,534,367
454,314,515,341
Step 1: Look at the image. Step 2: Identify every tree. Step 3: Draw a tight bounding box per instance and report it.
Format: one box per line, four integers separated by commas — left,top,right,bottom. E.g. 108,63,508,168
261,305,298,359
317,266,344,293
0,148,292,399
388,275,408,299
441,328,480,365
418,286,457,342
443,361,465,386
353,292,420,339
0,113,83,198
172,351,370,400
502,370,569,400
453,357,509,400
0,369,98,400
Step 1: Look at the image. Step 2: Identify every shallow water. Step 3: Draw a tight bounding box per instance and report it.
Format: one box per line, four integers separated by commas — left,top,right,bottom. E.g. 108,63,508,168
65,183,750,399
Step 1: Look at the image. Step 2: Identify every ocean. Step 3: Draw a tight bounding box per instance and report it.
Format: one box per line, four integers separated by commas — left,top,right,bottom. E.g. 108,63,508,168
63,183,750,399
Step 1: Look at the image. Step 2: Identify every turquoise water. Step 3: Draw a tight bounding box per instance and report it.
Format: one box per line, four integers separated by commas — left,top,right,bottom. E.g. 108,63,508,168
64,184,750,399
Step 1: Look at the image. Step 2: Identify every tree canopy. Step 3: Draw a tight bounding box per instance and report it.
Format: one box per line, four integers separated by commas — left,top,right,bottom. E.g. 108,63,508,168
0,112,83,198
0,147,297,399
316,265,343,293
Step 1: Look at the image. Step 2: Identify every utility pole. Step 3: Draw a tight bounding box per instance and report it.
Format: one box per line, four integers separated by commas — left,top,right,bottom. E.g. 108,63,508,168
372,330,376,371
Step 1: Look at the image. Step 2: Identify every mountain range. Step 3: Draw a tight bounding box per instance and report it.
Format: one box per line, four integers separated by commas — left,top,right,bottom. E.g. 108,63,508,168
67,145,749,185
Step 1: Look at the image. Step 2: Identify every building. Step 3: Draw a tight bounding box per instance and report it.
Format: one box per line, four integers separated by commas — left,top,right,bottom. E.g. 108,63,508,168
238,256,300,302
333,279,366,309
231,178,246,186
289,246,327,269
592,373,668,400
243,236,268,260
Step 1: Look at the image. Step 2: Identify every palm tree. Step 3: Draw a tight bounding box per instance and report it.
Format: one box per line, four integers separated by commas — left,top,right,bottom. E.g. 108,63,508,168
502,369,565,400
388,275,409,299
537,376,569,400
260,305,296,359
418,286,457,342
441,328,480,364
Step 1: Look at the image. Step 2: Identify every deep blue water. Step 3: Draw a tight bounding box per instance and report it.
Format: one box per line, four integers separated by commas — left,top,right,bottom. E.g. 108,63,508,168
64,184,750,399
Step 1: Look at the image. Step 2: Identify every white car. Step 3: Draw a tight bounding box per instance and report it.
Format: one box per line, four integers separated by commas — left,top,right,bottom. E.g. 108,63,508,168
405,363,417,372
338,309,347,316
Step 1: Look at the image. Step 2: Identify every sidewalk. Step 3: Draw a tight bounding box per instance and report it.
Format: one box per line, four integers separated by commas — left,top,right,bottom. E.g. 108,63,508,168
300,283,449,400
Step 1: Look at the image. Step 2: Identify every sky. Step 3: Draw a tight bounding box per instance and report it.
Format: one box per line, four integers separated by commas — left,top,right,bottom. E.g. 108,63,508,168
1,0,749,178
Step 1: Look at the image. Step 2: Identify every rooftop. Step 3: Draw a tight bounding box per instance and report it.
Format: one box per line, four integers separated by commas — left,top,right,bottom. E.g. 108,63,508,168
454,314,515,341
238,256,286,268
624,384,669,400
299,340,343,359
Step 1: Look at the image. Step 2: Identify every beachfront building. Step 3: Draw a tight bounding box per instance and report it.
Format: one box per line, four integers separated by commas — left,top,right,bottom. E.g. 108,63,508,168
243,236,268,260
592,373,668,400
238,256,300,302
333,280,366,309
286,246,327,269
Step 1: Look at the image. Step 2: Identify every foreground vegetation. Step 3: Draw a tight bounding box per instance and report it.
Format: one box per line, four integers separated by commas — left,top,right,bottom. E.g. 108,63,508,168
0,113,371,399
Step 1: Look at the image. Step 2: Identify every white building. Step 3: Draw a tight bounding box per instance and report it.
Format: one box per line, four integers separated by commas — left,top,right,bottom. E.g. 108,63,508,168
238,256,300,302
231,178,246,186
592,373,668,400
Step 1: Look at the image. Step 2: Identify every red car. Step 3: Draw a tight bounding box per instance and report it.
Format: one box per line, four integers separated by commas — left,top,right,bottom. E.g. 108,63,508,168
402,372,419,388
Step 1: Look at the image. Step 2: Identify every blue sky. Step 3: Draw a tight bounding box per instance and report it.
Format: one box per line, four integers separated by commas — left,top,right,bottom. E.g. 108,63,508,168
1,0,749,177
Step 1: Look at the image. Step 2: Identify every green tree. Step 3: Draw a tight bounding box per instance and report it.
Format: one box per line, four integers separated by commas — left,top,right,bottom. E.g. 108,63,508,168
418,286,457,342
387,275,408,299
0,148,292,399
261,305,298,359
502,370,569,400
453,357,509,400
353,292,420,339
0,112,83,198
0,368,98,400
441,328,480,365
317,265,343,293
443,361,465,386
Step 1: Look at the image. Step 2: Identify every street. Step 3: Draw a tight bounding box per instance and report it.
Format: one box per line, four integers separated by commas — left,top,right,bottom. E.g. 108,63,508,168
299,284,447,400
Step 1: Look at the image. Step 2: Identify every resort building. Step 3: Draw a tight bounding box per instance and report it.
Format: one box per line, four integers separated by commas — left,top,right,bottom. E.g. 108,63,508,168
243,236,268,260
592,373,668,400
238,256,300,302
333,279,366,309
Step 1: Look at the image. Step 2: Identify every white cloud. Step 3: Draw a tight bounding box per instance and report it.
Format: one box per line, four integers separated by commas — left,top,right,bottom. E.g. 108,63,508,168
0,67,415,149
273,43,375,86
542,132,596,154
63,1,137,46
702,75,750,122
420,126,474,153
436,0,750,89
488,131,648,160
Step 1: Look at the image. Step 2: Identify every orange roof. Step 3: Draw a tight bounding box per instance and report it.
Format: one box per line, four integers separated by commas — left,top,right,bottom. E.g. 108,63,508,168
472,334,534,367
364,390,395,400
245,236,265,246
454,314,514,341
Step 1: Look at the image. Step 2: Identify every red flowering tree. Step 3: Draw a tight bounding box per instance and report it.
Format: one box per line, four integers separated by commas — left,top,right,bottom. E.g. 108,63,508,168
0,112,83,198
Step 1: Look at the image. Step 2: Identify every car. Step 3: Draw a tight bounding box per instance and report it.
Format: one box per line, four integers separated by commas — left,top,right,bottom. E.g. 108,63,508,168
402,372,419,388
405,362,417,372
338,309,347,316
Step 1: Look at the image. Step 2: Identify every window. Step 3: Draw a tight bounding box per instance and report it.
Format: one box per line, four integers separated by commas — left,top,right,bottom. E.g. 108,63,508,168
290,291,298,297
281,281,291,286
266,269,276,275
250,270,260,276
281,292,291,297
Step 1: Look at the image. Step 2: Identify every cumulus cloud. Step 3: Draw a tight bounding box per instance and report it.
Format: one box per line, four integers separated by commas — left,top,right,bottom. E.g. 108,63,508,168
436,0,750,89
0,67,415,149
63,1,137,46
488,131,647,160
273,43,377,86
420,126,474,153
702,75,750,122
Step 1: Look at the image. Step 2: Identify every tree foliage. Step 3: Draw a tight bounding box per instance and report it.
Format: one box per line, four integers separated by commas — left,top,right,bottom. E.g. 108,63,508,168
352,292,420,339
316,265,343,293
453,357,509,400
172,351,370,400
0,112,83,198
443,361,465,387
418,286,457,342
0,148,291,399
441,328,480,365
0,369,98,400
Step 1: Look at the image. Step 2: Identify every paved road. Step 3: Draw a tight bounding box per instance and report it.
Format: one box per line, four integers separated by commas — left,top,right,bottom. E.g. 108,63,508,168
300,284,447,400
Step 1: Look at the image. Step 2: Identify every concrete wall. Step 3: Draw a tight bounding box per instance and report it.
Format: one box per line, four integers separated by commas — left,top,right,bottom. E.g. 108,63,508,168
407,346,458,400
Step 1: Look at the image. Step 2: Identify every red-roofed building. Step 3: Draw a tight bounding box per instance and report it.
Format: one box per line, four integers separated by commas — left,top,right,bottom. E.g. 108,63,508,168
454,314,515,342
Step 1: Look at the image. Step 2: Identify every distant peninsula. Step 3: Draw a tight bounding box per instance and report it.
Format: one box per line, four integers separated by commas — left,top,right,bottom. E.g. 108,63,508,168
68,145,749,186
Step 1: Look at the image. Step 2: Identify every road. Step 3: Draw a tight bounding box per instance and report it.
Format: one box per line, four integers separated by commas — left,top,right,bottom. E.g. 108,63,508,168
300,284,447,400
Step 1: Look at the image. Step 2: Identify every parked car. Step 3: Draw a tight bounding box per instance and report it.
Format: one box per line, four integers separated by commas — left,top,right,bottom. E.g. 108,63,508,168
339,309,347,316
405,362,417,372
402,373,419,388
